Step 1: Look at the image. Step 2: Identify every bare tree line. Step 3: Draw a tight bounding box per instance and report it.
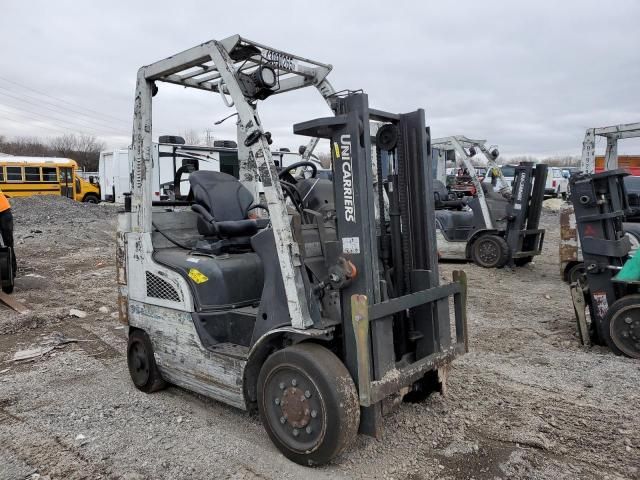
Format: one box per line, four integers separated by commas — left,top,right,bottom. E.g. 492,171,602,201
507,155,581,166
0,133,106,171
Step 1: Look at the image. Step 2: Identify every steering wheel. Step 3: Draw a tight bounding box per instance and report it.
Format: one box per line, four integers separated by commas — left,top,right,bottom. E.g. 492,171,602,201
278,161,318,181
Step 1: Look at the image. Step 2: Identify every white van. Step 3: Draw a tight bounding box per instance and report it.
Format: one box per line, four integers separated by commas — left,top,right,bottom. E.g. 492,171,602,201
545,166,569,198
99,139,311,203
99,144,222,203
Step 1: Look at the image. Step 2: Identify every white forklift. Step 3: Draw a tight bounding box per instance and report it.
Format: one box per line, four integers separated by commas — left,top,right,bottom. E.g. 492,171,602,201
117,35,467,466
431,136,547,268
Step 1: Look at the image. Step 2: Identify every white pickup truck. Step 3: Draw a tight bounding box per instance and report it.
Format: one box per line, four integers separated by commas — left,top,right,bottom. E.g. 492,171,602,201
545,166,569,198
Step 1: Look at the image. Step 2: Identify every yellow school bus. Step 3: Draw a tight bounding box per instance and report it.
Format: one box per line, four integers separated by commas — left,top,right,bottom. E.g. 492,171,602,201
0,157,100,203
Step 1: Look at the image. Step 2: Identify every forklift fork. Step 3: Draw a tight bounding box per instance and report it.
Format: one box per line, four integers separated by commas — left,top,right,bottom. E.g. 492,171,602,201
570,280,591,346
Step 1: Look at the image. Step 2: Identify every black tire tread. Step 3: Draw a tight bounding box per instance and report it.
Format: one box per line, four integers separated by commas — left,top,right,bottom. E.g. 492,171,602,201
127,329,166,393
471,234,510,268
601,294,640,358
257,343,359,466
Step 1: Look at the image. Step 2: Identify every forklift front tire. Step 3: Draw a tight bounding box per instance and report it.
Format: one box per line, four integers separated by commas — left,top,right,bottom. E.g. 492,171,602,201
471,235,510,269
127,329,167,393
602,294,640,358
257,342,360,466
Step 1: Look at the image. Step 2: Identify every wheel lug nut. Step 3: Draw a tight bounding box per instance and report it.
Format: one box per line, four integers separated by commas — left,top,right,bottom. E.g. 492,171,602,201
280,416,286,424
293,429,299,437
274,398,280,405
311,410,317,418
279,382,285,390
306,426,312,434
625,317,632,324
291,379,297,387
305,390,311,398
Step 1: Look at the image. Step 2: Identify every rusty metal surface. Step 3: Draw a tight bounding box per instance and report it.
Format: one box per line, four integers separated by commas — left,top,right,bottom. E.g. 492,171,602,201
559,203,580,277
570,283,591,346
117,290,129,325
351,294,372,407
0,292,29,314
128,300,246,409
351,282,467,408
368,345,465,406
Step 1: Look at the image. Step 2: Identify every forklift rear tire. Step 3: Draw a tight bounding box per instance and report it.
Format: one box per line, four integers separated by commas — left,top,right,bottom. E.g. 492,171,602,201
127,329,167,393
601,294,640,358
471,235,510,268
257,342,360,466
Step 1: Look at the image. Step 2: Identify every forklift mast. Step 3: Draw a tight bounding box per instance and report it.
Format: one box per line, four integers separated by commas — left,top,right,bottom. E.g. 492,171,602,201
569,169,632,343
581,122,640,174
294,92,466,436
505,162,547,260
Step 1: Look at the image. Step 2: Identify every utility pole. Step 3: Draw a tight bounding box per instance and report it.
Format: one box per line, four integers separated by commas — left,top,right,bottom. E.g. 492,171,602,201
205,129,214,147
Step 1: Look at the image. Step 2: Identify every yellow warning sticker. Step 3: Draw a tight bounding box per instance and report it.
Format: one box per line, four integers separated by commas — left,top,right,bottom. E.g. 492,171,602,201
188,268,209,284
333,143,340,158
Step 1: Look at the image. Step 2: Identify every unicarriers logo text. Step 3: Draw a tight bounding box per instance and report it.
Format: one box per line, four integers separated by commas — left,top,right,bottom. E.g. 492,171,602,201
340,134,356,222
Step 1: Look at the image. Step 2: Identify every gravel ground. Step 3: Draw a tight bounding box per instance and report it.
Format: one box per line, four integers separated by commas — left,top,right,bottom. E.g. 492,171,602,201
1,196,639,480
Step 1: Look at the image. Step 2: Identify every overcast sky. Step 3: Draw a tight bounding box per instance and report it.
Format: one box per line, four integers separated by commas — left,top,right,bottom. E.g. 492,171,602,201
0,0,638,158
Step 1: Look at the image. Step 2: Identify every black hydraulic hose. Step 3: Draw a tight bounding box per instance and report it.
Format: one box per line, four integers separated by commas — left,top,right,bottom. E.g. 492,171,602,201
396,127,412,295
377,147,394,298
376,148,385,226
389,174,404,295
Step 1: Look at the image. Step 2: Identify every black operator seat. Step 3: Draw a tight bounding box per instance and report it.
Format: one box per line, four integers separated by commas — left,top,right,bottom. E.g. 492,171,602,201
433,179,467,210
189,171,269,240
480,182,509,226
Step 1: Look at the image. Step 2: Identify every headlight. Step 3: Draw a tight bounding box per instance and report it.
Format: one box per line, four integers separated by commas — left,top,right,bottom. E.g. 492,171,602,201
253,66,277,88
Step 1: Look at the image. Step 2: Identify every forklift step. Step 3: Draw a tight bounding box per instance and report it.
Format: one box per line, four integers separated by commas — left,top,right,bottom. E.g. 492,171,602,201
209,342,250,360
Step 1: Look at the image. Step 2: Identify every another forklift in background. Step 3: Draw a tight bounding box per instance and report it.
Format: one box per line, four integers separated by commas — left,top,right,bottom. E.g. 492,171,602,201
431,136,547,268
433,162,547,268
560,122,640,283
569,169,640,358
432,136,510,201
118,35,467,466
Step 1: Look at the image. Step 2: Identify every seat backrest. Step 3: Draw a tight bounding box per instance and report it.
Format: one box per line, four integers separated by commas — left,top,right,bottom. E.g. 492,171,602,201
433,179,449,202
189,171,254,221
